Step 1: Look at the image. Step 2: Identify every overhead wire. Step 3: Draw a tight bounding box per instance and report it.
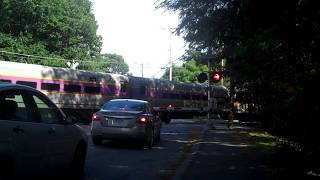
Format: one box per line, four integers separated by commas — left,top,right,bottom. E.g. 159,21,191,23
152,56,184,77
0,50,172,70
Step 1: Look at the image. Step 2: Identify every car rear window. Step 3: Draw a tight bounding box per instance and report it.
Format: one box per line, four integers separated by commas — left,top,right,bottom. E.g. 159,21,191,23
102,100,145,112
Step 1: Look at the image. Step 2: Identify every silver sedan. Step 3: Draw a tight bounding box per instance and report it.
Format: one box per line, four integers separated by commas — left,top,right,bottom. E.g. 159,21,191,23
91,99,162,147
0,83,88,179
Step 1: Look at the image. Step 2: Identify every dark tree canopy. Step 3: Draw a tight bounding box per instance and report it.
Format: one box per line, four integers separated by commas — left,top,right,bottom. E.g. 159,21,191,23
158,0,320,152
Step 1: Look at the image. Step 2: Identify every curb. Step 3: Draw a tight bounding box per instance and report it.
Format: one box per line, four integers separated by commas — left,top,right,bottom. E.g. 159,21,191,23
172,122,211,180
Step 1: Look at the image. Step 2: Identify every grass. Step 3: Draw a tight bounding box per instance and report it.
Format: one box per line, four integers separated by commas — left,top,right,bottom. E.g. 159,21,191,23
240,130,277,150
239,129,320,179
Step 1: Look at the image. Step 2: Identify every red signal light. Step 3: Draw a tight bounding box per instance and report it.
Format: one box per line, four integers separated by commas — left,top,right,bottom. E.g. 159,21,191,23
211,71,222,83
213,73,220,80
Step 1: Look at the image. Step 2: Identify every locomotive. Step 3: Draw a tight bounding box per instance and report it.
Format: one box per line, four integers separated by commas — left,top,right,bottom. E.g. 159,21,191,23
0,60,230,123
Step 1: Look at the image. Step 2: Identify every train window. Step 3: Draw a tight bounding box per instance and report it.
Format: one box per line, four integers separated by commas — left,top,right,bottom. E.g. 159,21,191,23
140,86,146,95
41,83,60,91
16,81,37,88
64,84,81,93
84,86,100,94
0,79,11,83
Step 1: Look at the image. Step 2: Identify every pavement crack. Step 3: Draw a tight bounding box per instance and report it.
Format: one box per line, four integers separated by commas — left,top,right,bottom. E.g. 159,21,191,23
159,131,203,180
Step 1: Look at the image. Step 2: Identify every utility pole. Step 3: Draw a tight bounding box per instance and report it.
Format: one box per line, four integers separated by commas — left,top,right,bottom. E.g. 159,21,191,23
169,28,173,81
141,63,144,78
221,58,225,86
161,27,175,81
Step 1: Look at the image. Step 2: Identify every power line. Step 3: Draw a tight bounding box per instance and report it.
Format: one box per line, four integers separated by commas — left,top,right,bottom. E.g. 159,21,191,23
0,50,68,61
152,56,182,78
0,50,182,75
0,50,129,65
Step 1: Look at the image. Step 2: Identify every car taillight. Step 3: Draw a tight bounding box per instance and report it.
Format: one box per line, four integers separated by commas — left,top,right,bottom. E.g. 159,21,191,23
92,113,101,121
138,116,148,124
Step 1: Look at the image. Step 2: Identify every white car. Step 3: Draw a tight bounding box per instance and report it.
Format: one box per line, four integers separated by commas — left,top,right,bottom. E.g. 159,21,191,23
0,83,88,179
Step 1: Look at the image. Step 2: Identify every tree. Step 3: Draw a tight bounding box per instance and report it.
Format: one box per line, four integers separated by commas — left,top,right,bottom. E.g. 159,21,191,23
87,53,129,75
103,53,129,75
0,0,102,67
158,0,320,152
161,59,208,83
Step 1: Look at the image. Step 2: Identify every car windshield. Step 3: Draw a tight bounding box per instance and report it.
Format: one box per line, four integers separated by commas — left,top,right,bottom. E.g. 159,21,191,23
102,101,145,112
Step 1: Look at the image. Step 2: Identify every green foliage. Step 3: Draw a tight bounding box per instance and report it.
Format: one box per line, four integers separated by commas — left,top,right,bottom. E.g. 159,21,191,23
0,0,131,74
0,0,102,67
87,53,129,75
159,0,320,153
161,59,208,83
0,33,48,56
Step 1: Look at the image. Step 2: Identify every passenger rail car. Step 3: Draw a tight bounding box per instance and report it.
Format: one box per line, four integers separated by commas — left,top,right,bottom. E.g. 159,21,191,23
0,60,229,123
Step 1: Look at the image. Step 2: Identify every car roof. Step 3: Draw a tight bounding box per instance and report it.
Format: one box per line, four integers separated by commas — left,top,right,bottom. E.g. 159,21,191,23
0,82,37,91
109,99,148,104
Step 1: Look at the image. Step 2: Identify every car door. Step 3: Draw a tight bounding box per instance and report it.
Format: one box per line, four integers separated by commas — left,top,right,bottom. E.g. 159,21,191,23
0,89,47,176
29,92,77,169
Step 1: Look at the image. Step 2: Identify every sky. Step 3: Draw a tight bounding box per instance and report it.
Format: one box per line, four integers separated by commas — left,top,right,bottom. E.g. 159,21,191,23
91,0,186,78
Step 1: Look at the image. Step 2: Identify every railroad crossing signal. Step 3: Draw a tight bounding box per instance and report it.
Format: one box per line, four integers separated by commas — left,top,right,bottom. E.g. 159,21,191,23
211,71,222,83
197,72,208,83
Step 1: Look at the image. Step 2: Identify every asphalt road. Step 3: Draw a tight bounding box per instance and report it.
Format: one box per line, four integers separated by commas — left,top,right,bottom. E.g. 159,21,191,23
80,119,207,180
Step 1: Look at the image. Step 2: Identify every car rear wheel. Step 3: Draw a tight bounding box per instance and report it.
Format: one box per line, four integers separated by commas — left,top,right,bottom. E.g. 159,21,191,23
145,128,154,148
155,129,161,142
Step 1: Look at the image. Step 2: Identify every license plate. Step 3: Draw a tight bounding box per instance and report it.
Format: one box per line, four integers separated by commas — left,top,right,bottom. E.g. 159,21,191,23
107,119,124,126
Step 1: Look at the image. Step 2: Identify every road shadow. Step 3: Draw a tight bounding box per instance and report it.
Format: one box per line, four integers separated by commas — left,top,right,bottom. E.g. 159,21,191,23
172,119,276,180
93,139,151,150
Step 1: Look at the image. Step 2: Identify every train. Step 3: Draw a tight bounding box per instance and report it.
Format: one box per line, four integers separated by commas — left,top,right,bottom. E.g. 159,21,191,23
0,60,230,123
